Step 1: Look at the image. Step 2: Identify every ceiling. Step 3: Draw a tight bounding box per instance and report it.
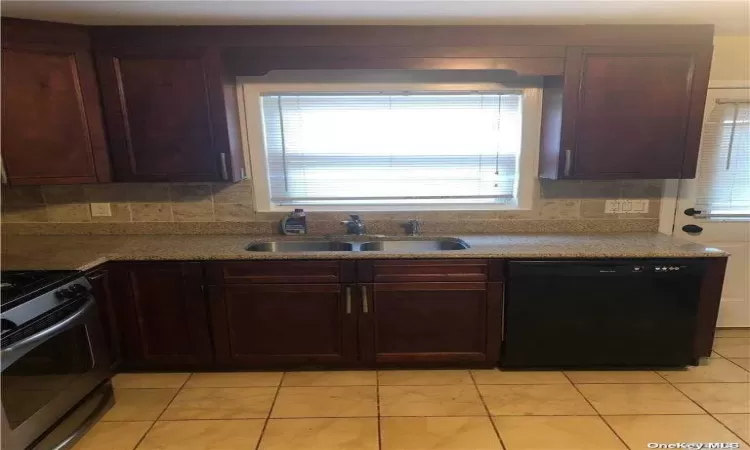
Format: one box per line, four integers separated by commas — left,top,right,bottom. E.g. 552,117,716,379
2,0,749,35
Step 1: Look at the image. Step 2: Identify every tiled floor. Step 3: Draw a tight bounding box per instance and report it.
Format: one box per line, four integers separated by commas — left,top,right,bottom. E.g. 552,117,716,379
74,330,750,450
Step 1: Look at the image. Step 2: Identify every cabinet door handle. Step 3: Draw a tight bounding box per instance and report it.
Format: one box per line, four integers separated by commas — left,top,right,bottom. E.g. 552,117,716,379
345,286,352,315
360,286,369,313
1,155,8,185
564,149,572,177
219,153,229,180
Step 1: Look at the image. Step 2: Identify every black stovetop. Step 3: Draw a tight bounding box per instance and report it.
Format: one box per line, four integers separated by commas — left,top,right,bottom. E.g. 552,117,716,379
1,270,81,310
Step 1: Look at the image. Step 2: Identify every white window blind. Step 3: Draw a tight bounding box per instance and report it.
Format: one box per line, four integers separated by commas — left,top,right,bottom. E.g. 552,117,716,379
260,92,523,206
694,99,750,217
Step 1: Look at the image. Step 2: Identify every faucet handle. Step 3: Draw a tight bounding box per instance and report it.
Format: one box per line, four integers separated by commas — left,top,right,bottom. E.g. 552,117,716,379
341,214,366,235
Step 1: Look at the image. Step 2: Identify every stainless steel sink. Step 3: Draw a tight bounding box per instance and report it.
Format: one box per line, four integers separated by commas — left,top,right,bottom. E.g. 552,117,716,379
359,238,470,251
246,241,354,252
246,238,469,252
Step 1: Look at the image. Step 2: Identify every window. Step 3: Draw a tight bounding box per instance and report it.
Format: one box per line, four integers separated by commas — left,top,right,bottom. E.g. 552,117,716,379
694,98,750,218
241,81,541,211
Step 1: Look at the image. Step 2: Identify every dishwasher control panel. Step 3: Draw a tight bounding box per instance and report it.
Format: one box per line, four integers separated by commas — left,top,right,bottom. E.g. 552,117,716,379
508,259,707,277
633,265,687,273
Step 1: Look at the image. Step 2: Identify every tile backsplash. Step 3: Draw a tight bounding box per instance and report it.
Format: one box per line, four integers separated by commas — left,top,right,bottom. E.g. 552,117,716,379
1,179,663,235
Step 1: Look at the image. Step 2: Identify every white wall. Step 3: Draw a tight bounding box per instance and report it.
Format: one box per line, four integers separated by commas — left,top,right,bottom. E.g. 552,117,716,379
711,35,750,85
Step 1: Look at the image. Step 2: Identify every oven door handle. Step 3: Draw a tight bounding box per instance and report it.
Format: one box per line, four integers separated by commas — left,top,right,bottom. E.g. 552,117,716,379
2,298,96,356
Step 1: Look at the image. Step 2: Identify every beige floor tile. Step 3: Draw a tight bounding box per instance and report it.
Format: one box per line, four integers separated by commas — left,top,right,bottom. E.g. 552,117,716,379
564,370,665,384
381,416,502,450
378,370,473,385
472,370,570,385
659,357,750,383
259,418,378,450
674,383,750,414
714,414,750,442
185,372,283,388
282,371,376,386
493,416,627,450
101,389,178,421
716,328,750,338
380,385,486,417
112,373,190,389
271,386,377,418
160,387,277,420
714,338,750,359
72,421,152,450
136,420,265,449
605,415,749,449
577,383,703,415
478,384,595,416
731,359,750,371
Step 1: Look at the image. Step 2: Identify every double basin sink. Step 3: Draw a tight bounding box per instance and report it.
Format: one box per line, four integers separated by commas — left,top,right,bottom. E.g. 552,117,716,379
246,237,470,252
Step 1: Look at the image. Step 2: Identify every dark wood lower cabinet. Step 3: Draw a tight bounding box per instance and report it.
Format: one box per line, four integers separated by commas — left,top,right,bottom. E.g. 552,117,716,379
696,257,729,358
209,284,358,366
359,282,502,365
104,259,504,369
109,262,213,369
87,267,121,370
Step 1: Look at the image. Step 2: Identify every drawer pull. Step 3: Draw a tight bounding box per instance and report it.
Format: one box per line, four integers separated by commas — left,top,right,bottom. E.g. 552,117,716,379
361,286,369,313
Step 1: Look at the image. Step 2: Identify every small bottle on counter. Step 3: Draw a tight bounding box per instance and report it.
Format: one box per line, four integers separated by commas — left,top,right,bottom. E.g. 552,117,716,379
280,209,307,235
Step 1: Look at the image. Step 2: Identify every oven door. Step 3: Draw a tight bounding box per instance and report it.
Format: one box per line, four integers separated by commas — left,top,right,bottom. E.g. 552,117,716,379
1,297,111,450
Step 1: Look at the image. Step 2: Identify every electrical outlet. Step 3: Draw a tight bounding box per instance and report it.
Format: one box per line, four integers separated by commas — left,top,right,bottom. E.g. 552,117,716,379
605,199,650,214
90,203,112,217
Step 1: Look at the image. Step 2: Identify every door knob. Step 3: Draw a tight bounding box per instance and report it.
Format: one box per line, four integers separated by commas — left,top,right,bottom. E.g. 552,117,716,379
682,224,704,234
684,208,703,216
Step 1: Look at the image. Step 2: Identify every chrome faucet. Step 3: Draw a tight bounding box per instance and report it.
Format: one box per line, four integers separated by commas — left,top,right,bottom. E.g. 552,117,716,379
404,219,422,236
341,214,366,235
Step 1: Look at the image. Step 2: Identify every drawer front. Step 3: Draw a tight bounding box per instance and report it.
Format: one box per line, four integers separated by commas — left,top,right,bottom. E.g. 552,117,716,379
206,261,341,284
359,260,489,283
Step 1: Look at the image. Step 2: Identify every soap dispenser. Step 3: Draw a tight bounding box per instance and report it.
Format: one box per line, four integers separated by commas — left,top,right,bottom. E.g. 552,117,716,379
280,209,308,235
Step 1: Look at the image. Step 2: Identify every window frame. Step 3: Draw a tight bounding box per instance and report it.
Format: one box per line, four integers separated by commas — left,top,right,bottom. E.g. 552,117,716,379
692,88,750,219
239,80,542,212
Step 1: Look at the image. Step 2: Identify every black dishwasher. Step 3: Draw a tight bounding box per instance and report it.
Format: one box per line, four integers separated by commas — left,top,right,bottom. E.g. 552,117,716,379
502,259,707,368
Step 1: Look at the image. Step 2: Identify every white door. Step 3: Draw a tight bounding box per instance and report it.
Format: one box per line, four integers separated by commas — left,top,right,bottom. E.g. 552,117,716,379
673,87,750,328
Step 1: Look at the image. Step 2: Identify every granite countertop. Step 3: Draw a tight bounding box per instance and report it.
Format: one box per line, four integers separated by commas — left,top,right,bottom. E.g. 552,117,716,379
0,233,727,271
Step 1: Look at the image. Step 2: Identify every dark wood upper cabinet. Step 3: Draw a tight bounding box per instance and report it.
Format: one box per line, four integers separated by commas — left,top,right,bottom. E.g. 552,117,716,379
2,19,716,184
540,45,712,180
95,48,245,182
1,19,110,185
109,262,213,368
209,284,357,367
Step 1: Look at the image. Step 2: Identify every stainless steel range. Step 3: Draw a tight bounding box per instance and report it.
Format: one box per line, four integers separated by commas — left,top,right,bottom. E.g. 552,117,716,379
1,270,113,450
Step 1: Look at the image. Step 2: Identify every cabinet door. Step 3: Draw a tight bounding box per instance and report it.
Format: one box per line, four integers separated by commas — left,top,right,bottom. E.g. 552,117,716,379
110,262,212,368
566,46,711,179
1,45,110,185
209,284,357,366
96,49,241,182
360,282,502,365
87,267,121,370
